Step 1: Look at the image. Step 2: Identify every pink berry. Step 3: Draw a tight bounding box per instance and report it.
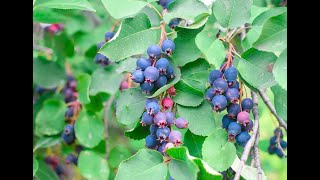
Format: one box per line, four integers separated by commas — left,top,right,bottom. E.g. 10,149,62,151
168,130,182,146
161,97,173,110
174,117,188,129
167,86,176,96
237,111,250,126
153,112,167,127
164,142,175,152
120,80,129,91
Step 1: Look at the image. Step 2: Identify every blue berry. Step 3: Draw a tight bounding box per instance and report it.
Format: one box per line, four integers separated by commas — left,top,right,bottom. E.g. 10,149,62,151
236,131,251,147
145,98,158,107
211,95,227,112
161,39,175,55
154,112,167,127
224,67,238,82
275,148,285,158
97,41,105,50
136,57,151,70
165,111,175,126
131,69,145,83
166,65,175,79
241,119,253,132
241,98,253,112
144,66,160,83
145,135,158,149
208,70,223,84
280,140,287,149
225,88,240,103
62,132,75,145
228,122,241,140
65,107,74,121
141,112,154,126
222,115,235,129
35,85,45,94
64,88,73,100
268,145,277,154
269,136,277,145
159,0,174,9
94,53,109,64
157,141,167,155
213,78,228,94
147,45,161,60
140,82,154,94
227,103,241,119
66,154,78,165
168,18,180,29
105,32,114,41
150,124,158,135
154,75,167,88
146,102,160,115
155,58,169,74
156,127,171,141
175,117,188,129
229,80,239,90
205,87,215,102
63,125,74,136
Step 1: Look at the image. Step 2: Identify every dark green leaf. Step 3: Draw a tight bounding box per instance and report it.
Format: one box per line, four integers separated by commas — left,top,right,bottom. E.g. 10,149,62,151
33,7,68,23
116,57,137,74
173,81,204,107
124,121,150,140
78,150,110,179
77,73,91,104
183,130,205,158
273,49,287,90
241,48,277,71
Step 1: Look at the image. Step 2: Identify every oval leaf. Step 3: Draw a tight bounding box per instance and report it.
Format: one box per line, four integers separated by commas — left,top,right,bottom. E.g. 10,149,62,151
77,73,91,104
100,0,147,19
272,49,287,90
183,130,206,158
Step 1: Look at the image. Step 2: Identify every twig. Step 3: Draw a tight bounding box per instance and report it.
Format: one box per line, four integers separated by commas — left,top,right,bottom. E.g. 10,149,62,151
33,42,53,54
110,19,121,32
148,3,163,19
276,127,287,157
103,95,115,159
234,91,260,180
257,89,287,131
254,130,263,180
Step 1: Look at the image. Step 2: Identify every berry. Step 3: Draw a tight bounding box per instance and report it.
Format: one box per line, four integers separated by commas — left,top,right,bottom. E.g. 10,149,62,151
205,87,215,102
222,115,235,129
62,132,75,145
269,136,277,145
159,0,174,9
131,69,144,83
55,164,65,176
268,145,277,154
146,98,158,106
227,103,241,119
64,88,73,100
145,135,158,149
241,119,253,132
75,145,83,154
155,58,170,74
275,148,285,158
161,39,175,55
35,85,45,94
147,45,161,60
211,95,227,112
144,66,160,83
237,111,250,126
165,111,175,126
154,75,168,88
136,57,151,70
274,128,284,139
241,98,253,112
175,117,188,129
66,154,78,165
169,18,180,29
166,65,175,79
236,131,251,147
140,82,154,94
168,130,182,145
120,80,129,91
157,142,167,155
161,97,173,110
63,125,74,135
105,32,114,41
154,112,167,127
141,112,154,126
94,53,108,64
280,140,287,149
228,122,241,141
167,86,176,96
213,78,228,94
150,124,158,135
225,88,240,103
224,67,238,82
164,142,175,151
65,107,74,121
146,102,160,115
229,80,239,90
156,127,171,141
208,70,223,84
97,41,105,50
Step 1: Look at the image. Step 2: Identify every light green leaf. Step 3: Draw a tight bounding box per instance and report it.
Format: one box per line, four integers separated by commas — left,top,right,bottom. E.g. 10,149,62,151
241,48,277,71
77,73,91,104
33,135,61,152
173,80,204,107
202,129,236,171
273,49,287,90
115,149,167,180
100,0,147,19
249,5,269,23
124,121,150,140
34,0,96,12
177,102,216,136
183,130,206,158
109,146,132,169
193,158,223,180
271,85,287,122
35,161,59,180
231,156,267,180
78,150,110,180
33,157,39,177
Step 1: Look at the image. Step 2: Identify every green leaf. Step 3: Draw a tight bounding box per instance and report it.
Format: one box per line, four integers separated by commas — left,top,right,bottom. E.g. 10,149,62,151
33,135,61,152
100,0,147,19
35,161,59,180
34,0,96,12
166,147,199,180
195,29,225,68
100,14,161,62
202,129,236,171
108,146,132,169
75,111,104,148
116,88,146,125
124,121,150,140
33,157,39,177
115,149,167,180
89,65,122,96
116,57,137,74
273,49,287,90
231,156,267,180
84,93,109,112
253,12,287,53
183,130,205,158
78,150,110,180
193,158,223,180
213,0,253,28
33,7,68,23
172,27,204,67
33,59,65,89
35,99,66,136
77,73,91,104
249,5,269,23
241,48,277,71
173,81,204,107
177,102,216,136
271,85,287,122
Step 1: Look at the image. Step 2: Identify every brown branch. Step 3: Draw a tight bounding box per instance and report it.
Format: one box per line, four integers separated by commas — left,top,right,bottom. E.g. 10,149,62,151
103,95,115,159
257,89,287,131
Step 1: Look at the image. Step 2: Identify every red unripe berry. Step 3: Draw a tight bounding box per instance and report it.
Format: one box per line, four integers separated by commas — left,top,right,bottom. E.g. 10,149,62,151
120,80,129,91
167,86,176,96
162,97,173,110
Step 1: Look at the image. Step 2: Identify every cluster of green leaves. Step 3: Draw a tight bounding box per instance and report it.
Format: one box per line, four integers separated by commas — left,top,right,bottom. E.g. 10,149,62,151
33,0,286,179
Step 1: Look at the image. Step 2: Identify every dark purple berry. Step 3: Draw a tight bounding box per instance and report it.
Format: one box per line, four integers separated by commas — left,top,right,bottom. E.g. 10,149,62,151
211,95,227,112
156,127,171,141
159,0,174,9
208,70,223,84
165,111,175,126
157,141,167,155
237,111,250,126
275,148,285,158
241,119,253,132
268,145,277,154
213,78,228,94
236,131,251,147
66,154,78,165
131,69,145,83
166,65,175,79
94,53,108,64
97,41,105,50
145,135,158,149
161,39,175,55
144,66,159,83
222,115,235,129
64,88,73,100
229,80,239,90
147,45,161,60
168,18,180,29
224,67,238,82
136,57,151,71
62,132,75,145
146,98,158,106
65,107,74,121
75,145,83,154
280,140,287,149
154,75,167,88
150,124,158,136
155,58,169,74
154,112,167,127
228,122,241,141
225,88,240,103
141,112,154,126
105,32,114,41
241,98,253,112
169,130,182,146
205,88,215,102
227,103,241,119
140,82,154,94
35,85,45,94
146,102,160,115
269,136,277,145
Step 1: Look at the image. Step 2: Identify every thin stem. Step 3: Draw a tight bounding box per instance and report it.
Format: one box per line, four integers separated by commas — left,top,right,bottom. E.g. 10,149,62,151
254,128,263,180
110,19,121,32
148,3,163,19
104,95,115,159
33,42,53,54
227,28,238,41
276,127,287,157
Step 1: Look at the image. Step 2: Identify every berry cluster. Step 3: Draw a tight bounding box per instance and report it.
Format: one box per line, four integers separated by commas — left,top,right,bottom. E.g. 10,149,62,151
94,31,114,66
268,128,287,158
143,96,188,155
131,40,176,94
205,63,254,147
44,23,64,34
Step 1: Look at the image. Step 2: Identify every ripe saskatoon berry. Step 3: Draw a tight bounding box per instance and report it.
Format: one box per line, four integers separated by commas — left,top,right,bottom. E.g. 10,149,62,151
146,98,158,106
147,45,161,60
269,136,277,145
155,58,170,74
65,107,74,121
145,135,158,149
62,125,75,145
150,124,158,137
241,98,253,112
208,70,223,84
131,69,145,83
164,142,175,151
161,39,175,55
274,128,284,139
275,148,284,158
64,88,73,100
154,112,167,127
168,18,180,29
161,97,173,110
154,75,168,88
280,140,287,149
237,111,250,126
211,95,227,112
55,165,65,176
97,41,105,50
136,57,151,71
228,122,241,141
63,125,74,135
120,80,129,91
236,131,251,147
227,103,241,119
169,130,182,145
105,32,114,41
157,142,167,155
222,115,235,129
156,127,171,141
146,102,160,115
225,88,240,103
140,82,154,94
213,78,228,94
141,112,154,126
268,145,277,154
167,86,176,96
175,118,188,129
66,154,78,165
35,85,45,94
165,111,175,126
144,66,160,83
94,53,108,64
205,87,215,102
159,0,174,9
229,80,239,90
166,65,175,79
241,119,253,132
224,67,238,82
